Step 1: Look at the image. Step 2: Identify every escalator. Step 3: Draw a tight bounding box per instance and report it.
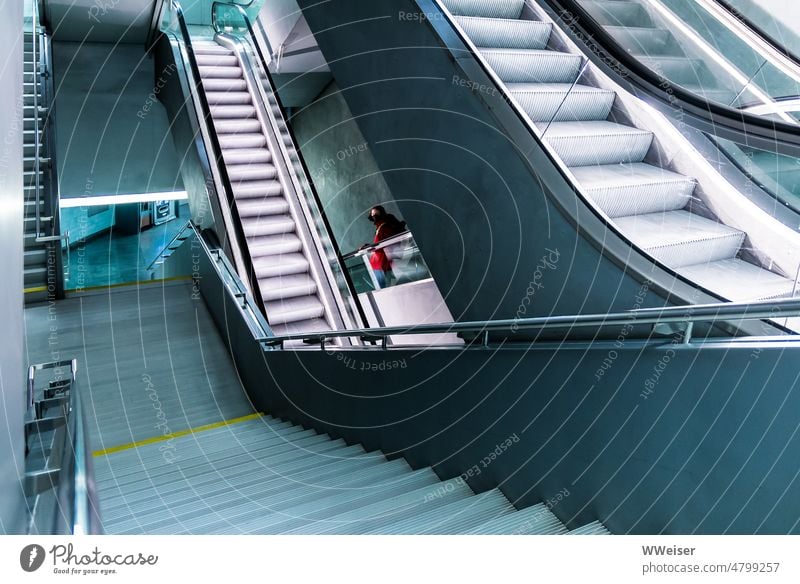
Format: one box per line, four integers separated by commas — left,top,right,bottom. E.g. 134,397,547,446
440,0,799,302
154,1,361,336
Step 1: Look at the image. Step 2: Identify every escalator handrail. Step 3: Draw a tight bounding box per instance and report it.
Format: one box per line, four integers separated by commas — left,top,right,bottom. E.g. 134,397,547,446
211,0,371,330
538,0,800,153
713,0,800,69
165,0,267,317
258,295,800,347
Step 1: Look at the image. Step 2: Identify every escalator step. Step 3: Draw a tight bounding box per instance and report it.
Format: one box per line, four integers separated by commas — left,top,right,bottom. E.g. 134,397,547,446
615,209,745,268
236,197,290,218
258,273,318,302
264,295,326,326
480,48,582,83
247,233,303,258
509,82,615,122
441,0,525,20
539,120,653,166
570,162,695,217
453,15,551,49
252,252,310,278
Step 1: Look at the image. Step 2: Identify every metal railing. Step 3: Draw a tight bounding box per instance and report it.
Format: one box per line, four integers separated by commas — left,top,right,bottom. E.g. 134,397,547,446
258,296,800,349
24,359,102,535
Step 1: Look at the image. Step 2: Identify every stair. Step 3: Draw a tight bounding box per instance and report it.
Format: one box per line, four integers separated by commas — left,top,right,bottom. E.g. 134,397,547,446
22,29,57,302
192,37,332,333
95,414,611,535
573,0,739,104
440,0,797,303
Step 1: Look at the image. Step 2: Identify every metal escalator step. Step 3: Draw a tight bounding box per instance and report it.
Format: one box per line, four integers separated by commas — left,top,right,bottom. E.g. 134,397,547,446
218,133,266,149
469,502,568,534
253,252,309,279
453,15,551,49
615,210,745,268
240,215,296,237
258,274,318,301
264,295,325,326
579,0,653,28
268,317,329,337
166,459,420,535
206,91,252,105
540,120,653,166
247,233,303,258
227,165,278,183
232,180,283,199
212,119,262,134
210,104,256,119
222,148,271,165
198,65,242,79
201,78,247,92
480,48,582,83
570,162,695,217
509,83,615,122
567,520,612,534
195,54,238,67
441,0,525,19
679,258,796,301
373,488,514,534
235,197,290,218
304,476,475,534
191,42,233,56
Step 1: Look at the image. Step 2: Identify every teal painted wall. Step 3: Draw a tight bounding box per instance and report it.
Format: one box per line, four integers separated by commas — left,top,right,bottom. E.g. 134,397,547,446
52,42,184,200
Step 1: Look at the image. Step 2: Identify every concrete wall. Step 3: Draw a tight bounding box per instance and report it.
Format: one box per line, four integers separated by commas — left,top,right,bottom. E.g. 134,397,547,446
0,0,26,534
290,82,403,254
52,42,184,200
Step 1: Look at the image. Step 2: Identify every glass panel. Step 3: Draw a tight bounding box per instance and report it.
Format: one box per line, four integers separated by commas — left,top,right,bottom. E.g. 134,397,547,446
343,232,433,294
60,202,192,291
572,0,800,111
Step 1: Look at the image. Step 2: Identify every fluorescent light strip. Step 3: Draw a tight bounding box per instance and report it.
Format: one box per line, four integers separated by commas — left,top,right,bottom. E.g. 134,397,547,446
60,191,189,208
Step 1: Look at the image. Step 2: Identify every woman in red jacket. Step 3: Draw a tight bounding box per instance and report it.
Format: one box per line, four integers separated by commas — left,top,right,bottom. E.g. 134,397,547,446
366,205,406,289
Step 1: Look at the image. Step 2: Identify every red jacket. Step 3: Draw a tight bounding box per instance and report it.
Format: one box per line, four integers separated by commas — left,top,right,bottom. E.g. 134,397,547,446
369,220,405,270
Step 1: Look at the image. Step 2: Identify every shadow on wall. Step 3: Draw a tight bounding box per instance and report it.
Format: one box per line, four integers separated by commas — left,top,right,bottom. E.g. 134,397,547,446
289,81,404,255
52,41,184,200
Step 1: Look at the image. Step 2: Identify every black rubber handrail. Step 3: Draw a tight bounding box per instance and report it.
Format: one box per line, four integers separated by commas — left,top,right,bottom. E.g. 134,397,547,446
538,0,800,158
714,0,800,68
212,0,371,329
168,0,267,316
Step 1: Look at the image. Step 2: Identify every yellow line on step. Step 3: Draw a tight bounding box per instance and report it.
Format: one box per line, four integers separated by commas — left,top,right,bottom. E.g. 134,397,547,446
24,286,47,294
92,412,264,458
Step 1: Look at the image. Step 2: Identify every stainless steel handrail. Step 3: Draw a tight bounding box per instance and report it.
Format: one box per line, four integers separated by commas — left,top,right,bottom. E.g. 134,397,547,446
258,296,800,347
31,1,42,238
53,359,101,535
26,359,102,535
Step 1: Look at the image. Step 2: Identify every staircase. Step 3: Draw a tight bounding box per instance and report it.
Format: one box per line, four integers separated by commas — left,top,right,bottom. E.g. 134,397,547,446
23,26,55,303
574,0,739,106
94,413,610,534
442,0,797,302
192,37,333,335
